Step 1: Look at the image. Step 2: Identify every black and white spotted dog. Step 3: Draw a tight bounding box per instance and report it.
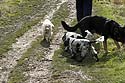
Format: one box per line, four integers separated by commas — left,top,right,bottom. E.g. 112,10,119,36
62,32,83,51
68,36,104,62
62,30,95,52
62,31,104,62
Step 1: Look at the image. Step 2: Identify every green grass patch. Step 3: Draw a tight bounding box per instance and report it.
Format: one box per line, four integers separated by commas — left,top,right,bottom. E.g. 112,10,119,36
52,44,125,83
51,2,70,34
0,18,41,58
52,45,76,72
93,1,125,25
0,0,46,26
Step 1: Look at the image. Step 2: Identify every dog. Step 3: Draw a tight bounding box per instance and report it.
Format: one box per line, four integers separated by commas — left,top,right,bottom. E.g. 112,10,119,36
84,30,95,40
42,19,54,42
66,36,104,62
61,15,125,53
62,31,104,62
62,32,83,51
62,30,94,52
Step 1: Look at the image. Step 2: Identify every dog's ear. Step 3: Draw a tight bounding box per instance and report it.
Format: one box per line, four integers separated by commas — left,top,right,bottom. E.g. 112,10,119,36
105,20,114,27
105,20,120,31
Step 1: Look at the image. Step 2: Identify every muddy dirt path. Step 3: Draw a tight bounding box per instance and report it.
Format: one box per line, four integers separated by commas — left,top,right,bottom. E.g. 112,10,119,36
0,0,67,82
23,0,77,83
24,26,64,83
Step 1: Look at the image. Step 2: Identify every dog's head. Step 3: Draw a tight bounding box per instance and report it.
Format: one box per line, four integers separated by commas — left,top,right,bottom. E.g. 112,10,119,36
105,20,120,31
64,38,70,47
119,27,125,43
105,20,125,43
43,19,54,28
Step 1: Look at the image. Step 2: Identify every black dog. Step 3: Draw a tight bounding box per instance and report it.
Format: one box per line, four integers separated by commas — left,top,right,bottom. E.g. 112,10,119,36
61,15,125,53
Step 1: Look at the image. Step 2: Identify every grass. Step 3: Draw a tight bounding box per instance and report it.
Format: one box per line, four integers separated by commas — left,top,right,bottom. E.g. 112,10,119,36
0,0,60,57
8,35,45,83
52,45,77,72
51,1,125,83
8,1,70,83
0,17,41,58
51,1,70,34
52,44,125,83
6,0,125,83
93,0,125,25
86,50,125,83
0,0,46,26
0,0,46,57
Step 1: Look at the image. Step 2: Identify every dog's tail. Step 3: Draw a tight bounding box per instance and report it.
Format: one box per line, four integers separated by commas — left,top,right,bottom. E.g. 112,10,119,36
95,36,104,43
89,36,104,44
61,21,78,32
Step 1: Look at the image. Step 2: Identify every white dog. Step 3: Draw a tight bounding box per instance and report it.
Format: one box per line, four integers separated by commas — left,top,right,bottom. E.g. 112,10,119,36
42,19,54,42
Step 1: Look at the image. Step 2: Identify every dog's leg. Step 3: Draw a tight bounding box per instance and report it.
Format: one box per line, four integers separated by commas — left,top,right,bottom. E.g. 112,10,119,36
114,40,120,49
93,54,99,62
91,46,99,62
71,53,76,59
64,47,69,52
103,40,108,54
122,43,125,48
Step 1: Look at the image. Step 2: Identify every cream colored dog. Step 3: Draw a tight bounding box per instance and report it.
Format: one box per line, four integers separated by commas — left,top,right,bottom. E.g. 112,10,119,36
42,19,54,42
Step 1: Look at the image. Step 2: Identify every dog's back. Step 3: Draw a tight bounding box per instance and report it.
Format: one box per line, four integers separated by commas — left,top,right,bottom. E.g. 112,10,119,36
61,16,109,36
61,16,125,42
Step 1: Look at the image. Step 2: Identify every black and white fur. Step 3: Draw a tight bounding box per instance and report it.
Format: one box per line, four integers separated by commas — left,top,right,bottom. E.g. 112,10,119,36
62,32,83,51
67,36,104,62
62,31,104,62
